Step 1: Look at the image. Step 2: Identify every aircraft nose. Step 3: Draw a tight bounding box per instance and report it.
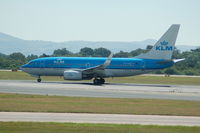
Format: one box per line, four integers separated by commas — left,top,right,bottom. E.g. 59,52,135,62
19,67,23,71
19,67,24,71
20,64,26,71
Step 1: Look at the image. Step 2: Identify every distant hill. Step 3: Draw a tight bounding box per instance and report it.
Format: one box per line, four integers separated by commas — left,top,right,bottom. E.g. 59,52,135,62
0,32,198,55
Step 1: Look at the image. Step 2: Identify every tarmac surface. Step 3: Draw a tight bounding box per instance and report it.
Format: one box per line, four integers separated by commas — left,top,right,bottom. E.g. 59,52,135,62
0,80,200,101
0,112,200,126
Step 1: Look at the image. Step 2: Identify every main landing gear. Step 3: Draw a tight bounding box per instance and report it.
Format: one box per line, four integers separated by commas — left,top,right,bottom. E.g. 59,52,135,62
93,78,105,85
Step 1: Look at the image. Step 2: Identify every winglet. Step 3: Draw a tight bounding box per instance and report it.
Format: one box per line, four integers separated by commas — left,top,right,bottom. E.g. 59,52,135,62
103,53,113,68
82,53,113,72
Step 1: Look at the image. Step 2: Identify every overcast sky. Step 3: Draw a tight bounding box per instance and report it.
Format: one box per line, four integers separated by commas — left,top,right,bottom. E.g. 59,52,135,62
0,0,200,45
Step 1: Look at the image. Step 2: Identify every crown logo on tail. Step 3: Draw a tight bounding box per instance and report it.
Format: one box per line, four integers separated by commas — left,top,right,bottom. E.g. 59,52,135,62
156,40,173,51
160,41,168,45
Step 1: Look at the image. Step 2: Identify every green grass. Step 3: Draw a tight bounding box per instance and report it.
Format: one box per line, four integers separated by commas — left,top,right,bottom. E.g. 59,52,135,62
0,122,199,133
0,71,200,85
0,71,63,81
107,75,200,85
0,93,200,116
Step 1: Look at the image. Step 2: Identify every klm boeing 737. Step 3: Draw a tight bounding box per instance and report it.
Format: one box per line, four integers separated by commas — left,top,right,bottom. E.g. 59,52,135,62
21,24,183,85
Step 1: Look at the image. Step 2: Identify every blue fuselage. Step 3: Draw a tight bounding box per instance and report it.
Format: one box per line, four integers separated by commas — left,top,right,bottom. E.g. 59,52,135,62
21,57,174,79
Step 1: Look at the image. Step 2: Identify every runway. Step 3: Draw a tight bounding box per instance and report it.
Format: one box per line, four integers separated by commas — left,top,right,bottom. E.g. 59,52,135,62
0,112,200,126
0,80,200,101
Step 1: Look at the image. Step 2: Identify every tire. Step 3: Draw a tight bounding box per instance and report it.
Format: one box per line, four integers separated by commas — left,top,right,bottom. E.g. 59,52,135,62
37,78,41,82
101,78,105,84
93,79,99,85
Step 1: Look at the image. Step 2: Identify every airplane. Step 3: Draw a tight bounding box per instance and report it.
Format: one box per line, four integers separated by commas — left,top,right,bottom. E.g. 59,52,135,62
21,24,183,85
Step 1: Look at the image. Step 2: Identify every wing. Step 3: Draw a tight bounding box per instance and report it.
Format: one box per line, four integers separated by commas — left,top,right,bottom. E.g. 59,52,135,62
82,53,113,76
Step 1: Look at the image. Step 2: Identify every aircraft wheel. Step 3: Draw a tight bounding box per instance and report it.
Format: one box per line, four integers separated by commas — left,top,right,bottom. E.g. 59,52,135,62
37,78,41,82
93,79,101,85
93,78,105,85
93,79,99,85
100,78,105,84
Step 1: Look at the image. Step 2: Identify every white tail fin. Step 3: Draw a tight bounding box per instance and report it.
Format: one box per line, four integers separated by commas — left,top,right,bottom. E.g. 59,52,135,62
135,24,180,60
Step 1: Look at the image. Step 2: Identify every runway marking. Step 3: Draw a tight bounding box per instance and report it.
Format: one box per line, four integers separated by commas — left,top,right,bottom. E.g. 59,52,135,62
0,112,200,126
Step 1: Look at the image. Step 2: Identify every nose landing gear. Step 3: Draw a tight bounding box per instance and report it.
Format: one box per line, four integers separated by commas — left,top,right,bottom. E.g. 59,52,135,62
37,76,42,82
93,78,105,85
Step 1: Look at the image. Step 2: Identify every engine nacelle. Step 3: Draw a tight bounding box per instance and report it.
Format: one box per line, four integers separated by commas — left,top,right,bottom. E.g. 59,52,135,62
64,70,82,80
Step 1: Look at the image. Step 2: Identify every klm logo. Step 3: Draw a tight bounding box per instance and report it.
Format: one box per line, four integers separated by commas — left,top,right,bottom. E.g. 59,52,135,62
156,41,173,51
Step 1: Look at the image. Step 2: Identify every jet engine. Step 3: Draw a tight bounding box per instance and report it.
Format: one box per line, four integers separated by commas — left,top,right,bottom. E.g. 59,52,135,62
64,70,82,80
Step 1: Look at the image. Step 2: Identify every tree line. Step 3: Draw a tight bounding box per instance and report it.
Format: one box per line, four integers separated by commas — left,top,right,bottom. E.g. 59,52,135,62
0,45,200,75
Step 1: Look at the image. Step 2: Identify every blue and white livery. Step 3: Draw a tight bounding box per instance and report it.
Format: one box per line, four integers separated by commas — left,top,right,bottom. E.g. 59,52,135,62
21,24,183,84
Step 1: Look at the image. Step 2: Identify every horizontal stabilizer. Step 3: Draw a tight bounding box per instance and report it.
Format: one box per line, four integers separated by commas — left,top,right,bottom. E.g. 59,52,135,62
173,58,185,63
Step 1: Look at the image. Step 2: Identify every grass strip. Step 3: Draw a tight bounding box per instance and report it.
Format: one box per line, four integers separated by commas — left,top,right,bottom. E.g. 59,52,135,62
0,93,200,116
0,122,200,133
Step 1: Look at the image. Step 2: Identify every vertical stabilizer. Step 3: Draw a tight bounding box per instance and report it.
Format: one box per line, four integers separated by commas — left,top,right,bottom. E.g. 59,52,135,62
135,24,180,60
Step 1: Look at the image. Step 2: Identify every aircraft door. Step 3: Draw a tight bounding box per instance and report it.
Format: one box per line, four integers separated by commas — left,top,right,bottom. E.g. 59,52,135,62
141,60,145,69
85,62,91,68
40,60,45,68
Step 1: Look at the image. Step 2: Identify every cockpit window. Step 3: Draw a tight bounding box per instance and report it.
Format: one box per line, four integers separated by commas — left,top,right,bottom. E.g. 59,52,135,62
28,61,35,66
